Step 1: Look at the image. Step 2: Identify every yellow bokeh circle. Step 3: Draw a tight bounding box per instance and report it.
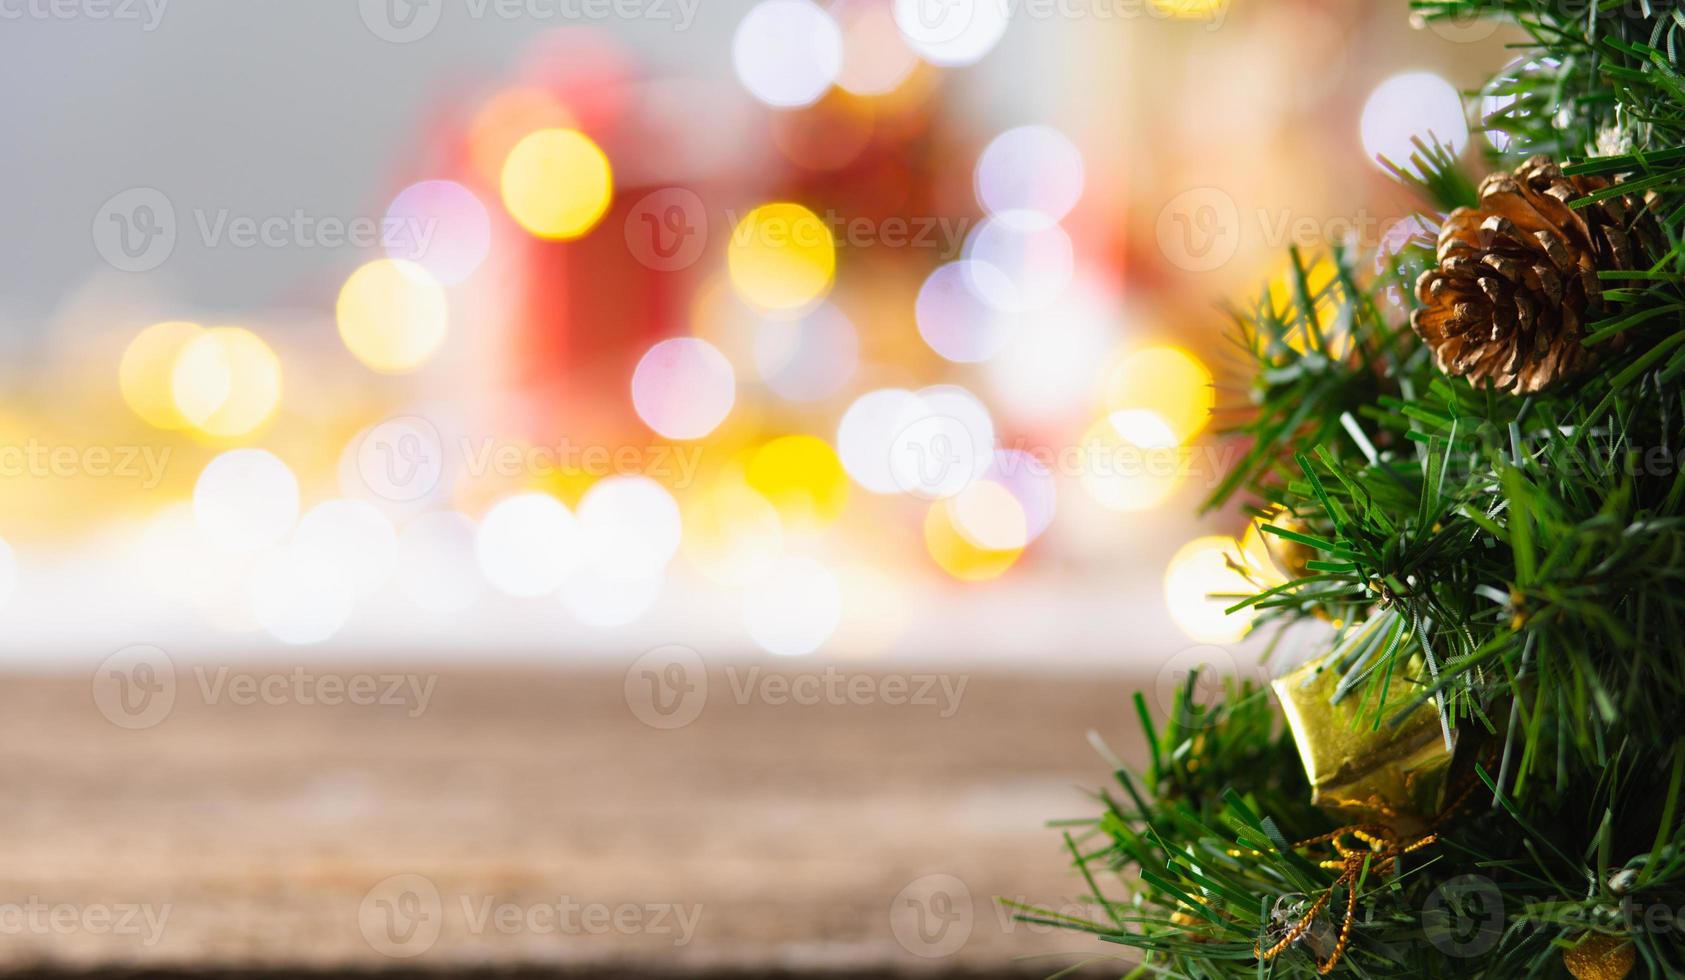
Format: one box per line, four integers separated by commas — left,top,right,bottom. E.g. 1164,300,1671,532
1077,414,1183,513
745,435,849,527
924,500,1022,582
682,477,785,586
1163,534,1258,643
727,202,836,312
336,258,449,374
1266,255,1352,359
1102,345,1214,444
171,327,283,438
500,128,614,240
121,321,205,430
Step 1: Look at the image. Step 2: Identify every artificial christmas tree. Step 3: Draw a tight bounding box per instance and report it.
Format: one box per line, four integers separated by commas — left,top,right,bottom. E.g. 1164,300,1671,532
1022,2,1685,975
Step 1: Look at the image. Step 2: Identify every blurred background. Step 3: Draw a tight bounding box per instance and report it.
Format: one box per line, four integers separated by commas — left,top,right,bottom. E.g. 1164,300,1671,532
0,0,1514,974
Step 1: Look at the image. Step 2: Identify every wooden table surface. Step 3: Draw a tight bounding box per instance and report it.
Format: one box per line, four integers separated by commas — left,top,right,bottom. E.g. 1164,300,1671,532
0,662,1148,977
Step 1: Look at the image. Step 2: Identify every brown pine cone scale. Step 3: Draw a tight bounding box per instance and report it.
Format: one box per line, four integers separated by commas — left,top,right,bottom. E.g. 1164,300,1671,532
1411,155,1661,393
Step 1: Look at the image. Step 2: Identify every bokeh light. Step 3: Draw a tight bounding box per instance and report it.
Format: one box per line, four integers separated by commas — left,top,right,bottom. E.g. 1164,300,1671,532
1266,254,1353,359
631,337,737,440
576,476,682,582
1360,71,1468,172
974,126,1085,225
983,279,1118,425
247,544,355,645
1102,345,1214,444
395,511,483,614
947,480,1027,552
742,555,841,655
475,492,583,598
172,326,283,438
963,217,1074,312
1164,534,1257,643
193,449,300,554
728,203,837,312
0,536,15,611
120,320,203,430
293,499,397,598
468,86,575,188
1078,413,1182,512
562,571,664,628
1149,0,1228,17
924,498,1022,581
746,435,849,526
887,385,994,500
968,449,1056,548
835,0,919,96
915,261,1016,363
837,388,928,494
753,303,858,401
893,0,1008,67
384,180,492,286
681,478,784,586
732,0,843,108
500,128,614,240
336,258,450,374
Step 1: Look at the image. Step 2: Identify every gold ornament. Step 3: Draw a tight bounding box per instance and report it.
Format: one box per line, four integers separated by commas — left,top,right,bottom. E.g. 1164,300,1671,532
1272,651,1456,835
1563,932,1635,980
1248,651,1464,974
1262,513,1317,582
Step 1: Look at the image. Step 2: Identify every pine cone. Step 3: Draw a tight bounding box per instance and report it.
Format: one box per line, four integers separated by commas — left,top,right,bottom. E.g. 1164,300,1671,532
1411,155,1661,393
